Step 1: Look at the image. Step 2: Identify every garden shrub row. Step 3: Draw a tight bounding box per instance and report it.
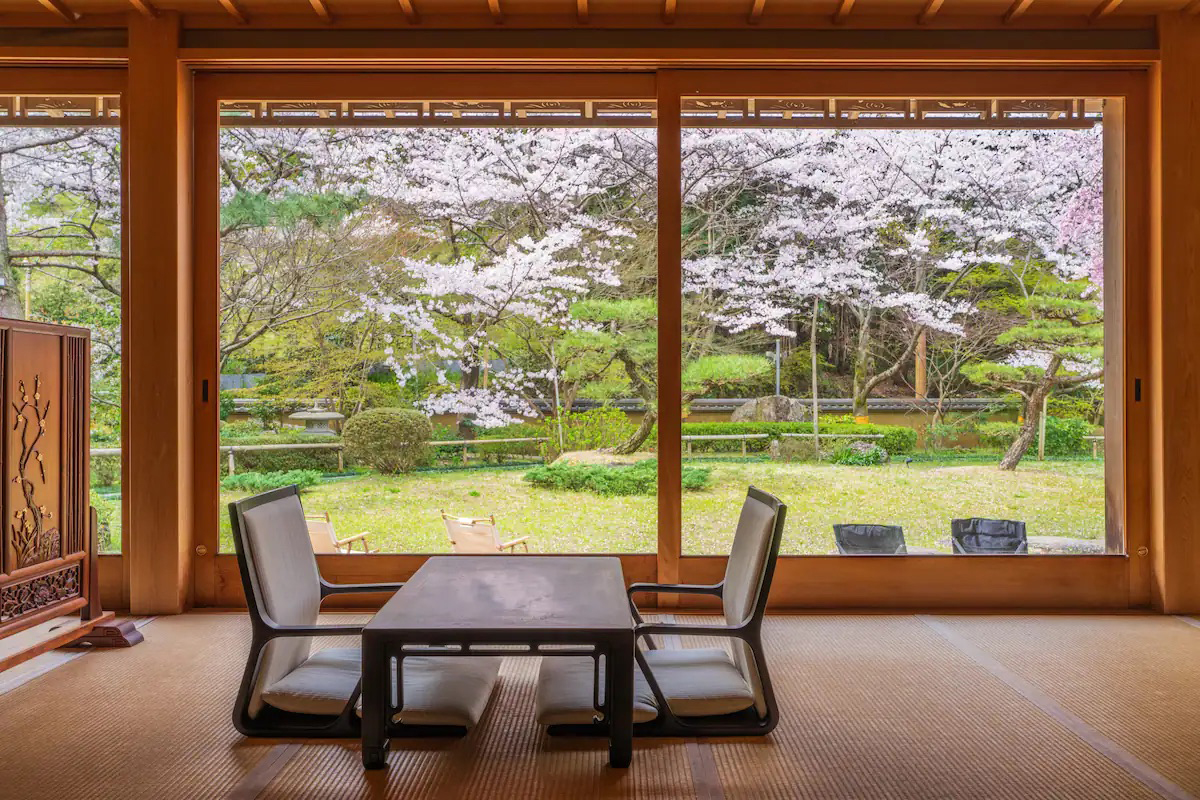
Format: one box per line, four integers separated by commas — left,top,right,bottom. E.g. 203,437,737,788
220,469,324,493
523,459,711,496
674,419,918,455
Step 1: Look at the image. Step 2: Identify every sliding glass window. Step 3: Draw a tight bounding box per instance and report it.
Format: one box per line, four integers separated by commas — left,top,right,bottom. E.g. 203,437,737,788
677,96,1113,557
214,98,658,554
0,94,123,553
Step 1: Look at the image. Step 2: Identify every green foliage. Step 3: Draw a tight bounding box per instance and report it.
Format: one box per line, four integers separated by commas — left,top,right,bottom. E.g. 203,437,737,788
91,490,121,553
218,391,236,422
342,408,433,474
221,189,366,231
220,469,323,493
977,416,1092,456
830,441,889,466
780,350,843,396
540,407,637,459
248,398,289,432
218,422,344,474
675,420,917,456
682,354,772,396
475,423,545,463
523,459,710,497
91,455,121,488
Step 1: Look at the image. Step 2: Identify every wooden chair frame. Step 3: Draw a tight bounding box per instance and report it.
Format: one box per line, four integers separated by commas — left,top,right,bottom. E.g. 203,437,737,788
305,510,376,554
549,487,786,738
229,485,405,738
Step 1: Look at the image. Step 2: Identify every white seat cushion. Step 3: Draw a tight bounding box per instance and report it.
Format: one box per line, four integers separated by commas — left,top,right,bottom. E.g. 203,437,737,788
535,647,757,725
261,647,362,717
535,656,659,726
642,647,756,717
263,648,501,727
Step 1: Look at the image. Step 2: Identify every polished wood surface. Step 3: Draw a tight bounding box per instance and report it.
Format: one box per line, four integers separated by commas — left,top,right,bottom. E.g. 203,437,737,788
125,12,195,615
367,556,631,633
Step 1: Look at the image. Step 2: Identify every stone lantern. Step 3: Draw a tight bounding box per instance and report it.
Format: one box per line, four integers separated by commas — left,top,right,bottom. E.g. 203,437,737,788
288,405,345,436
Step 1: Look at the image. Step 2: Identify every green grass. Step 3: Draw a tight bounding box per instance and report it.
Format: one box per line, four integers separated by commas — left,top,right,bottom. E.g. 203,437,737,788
218,458,1106,555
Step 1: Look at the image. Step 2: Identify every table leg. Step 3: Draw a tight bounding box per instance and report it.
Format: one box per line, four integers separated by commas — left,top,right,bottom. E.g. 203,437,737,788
608,637,635,768
361,635,389,770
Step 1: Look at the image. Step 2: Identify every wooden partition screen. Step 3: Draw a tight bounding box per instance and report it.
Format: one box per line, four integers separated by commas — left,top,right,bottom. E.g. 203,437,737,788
0,318,139,671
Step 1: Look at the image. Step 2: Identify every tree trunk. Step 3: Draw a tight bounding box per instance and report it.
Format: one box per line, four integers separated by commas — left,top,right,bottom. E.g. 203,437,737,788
850,309,874,419
810,298,820,456
458,340,481,439
612,407,656,455
999,367,1058,471
0,156,23,319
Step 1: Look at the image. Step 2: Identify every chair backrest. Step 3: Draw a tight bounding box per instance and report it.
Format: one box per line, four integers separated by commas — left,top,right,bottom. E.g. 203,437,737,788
833,524,907,555
721,487,787,717
442,512,502,554
951,517,1028,554
230,486,323,717
305,512,340,554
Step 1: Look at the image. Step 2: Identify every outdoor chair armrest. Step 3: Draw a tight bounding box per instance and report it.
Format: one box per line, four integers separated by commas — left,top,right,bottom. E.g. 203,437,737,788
266,623,365,637
336,531,371,546
628,582,723,597
321,580,404,596
500,536,530,552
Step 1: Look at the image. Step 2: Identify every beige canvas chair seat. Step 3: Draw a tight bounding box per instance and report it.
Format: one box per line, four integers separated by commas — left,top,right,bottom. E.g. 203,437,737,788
306,511,375,554
535,648,754,725
261,646,500,726
441,511,529,554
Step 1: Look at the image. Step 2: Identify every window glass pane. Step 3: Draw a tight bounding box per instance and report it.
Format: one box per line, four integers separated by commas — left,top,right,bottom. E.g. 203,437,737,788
680,98,1110,557
217,109,657,553
0,101,123,552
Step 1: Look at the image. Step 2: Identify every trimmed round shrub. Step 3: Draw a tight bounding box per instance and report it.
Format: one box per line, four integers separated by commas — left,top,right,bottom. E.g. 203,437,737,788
342,408,432,474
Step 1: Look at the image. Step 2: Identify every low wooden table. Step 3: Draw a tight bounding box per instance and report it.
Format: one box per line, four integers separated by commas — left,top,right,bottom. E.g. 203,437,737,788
361,555,635,769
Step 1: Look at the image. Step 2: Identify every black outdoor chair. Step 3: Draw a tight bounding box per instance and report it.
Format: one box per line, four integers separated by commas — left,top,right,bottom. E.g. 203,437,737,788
950,517,1028,554
833,524,907,555
229,485,501,738
536,486,787,737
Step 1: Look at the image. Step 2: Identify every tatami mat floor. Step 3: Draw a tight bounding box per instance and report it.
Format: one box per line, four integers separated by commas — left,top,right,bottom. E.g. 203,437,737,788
1,612,1199,800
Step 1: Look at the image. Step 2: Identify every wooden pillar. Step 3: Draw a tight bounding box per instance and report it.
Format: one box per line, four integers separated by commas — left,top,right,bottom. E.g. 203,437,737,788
1151,14,1200,612
656,71,682,599
125,12,194,614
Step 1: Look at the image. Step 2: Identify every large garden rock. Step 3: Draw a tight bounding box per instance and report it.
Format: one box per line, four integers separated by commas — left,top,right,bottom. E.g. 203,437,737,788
731,395,809,423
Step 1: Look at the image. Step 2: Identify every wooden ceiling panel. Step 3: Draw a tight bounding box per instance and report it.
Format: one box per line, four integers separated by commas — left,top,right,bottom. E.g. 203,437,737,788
0,0,1177,22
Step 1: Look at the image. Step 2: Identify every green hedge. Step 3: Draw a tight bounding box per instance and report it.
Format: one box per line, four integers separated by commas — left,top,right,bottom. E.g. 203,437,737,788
978,416,1092,456
220,469,323,493
676,420,917,455
343,408,432,474
523,459,710,496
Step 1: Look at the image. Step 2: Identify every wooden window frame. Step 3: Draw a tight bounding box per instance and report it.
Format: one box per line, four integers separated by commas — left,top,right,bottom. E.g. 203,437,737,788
191,67,1149,611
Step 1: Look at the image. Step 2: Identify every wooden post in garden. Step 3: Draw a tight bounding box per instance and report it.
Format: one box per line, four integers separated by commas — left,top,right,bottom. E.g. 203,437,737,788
337,447,344,472
227,447,236,475
463,442,469,465
914,329,927,399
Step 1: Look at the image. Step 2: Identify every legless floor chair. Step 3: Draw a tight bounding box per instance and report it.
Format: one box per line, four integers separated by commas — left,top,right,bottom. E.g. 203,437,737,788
536,486,786,737
230,486,501,738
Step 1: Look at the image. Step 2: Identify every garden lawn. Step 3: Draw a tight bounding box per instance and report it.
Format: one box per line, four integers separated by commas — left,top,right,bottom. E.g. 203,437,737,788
218,459,1105,555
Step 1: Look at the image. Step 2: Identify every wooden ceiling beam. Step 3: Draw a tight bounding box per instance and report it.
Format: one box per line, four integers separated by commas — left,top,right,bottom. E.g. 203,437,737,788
395,0,418,22
576,0,588,23
917,0,945,23
663,0,676,23
217,0,247,22
127,0,157,17
308,0,333,21
36,0,78,22
1003,0,1035,22
1088,0,1122,18
832,0,855,24
487,0,503,23
748,0,766,23
1185,0,1200,12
